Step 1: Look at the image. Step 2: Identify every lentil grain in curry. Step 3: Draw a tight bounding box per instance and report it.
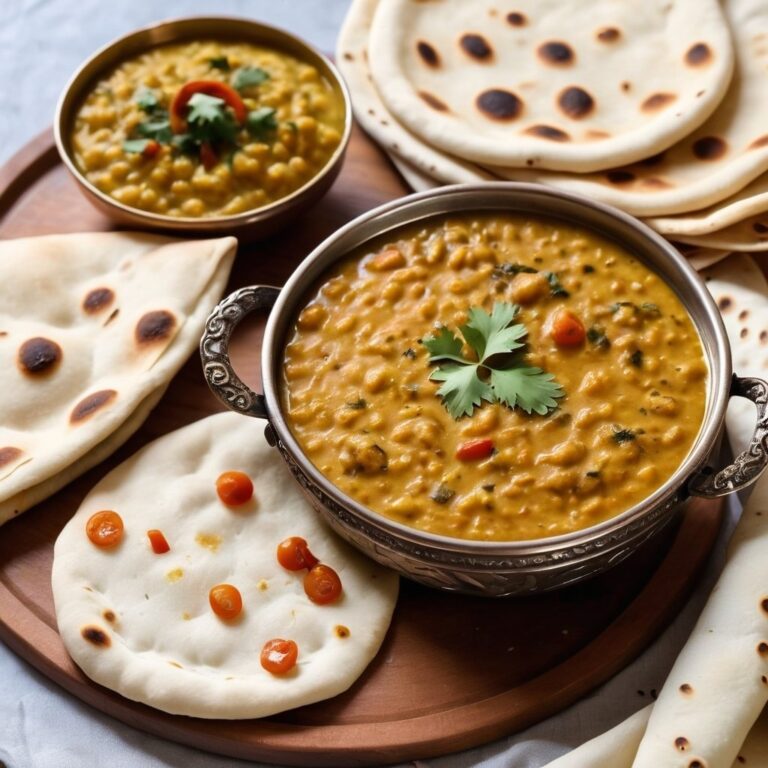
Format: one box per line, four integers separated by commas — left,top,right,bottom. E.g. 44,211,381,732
282,215,707,541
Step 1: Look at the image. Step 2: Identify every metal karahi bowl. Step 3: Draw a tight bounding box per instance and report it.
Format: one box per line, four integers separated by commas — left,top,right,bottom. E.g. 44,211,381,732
200,184,768,596
54,16,352,240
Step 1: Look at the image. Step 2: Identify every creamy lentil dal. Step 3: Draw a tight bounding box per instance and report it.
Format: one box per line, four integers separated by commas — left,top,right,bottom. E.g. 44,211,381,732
282,215,707,541
71,40,344,218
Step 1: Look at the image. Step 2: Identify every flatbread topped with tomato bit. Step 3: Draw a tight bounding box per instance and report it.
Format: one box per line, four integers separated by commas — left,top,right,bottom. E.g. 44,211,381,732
52,412,399,719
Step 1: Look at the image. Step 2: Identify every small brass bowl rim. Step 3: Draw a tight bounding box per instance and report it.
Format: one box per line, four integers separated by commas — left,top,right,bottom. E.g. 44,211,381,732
54,15,352,230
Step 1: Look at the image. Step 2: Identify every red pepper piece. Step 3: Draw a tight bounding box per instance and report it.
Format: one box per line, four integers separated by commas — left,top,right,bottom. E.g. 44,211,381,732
455,438,495,462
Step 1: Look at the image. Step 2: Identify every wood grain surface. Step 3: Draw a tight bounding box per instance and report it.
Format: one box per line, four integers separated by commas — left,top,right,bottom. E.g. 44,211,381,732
0,127,725,766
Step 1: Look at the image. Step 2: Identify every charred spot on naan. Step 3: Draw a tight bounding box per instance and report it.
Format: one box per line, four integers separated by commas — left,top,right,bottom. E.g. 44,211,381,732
83,287,115,314
416,40,440,67
605,170,635,184
70,390,117,424
524,125,570,141
18,337,62,376
135,310,177,346
679,683,694,695
760,331,768,345
717,296,732,312
692,136,727,160
81,625,111,648
557,87,595,119
639,151,666,167
641,93,677,112
506,11,527,26
419,91,450,112
758,641,768,656
685,42,712,66
756,222,768,234
585,129,610,140
103,610,116,623
641,177,672,189
675,736,690,751
334,625,350,638
596,27,621,43
459,33,493,61
476,89,522,120
0,447,24,471
749,135,768,150
537,41,575,66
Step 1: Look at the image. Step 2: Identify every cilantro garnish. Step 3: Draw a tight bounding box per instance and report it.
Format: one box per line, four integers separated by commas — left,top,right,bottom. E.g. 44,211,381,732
186,92,238,144
587,326,610,349
345,398,367,410
431,484,455,504
545,272,570,298
122,138,153,154
135,86,160,113
612,427,637,444
209,56,231,71
246,106,278,138
610,301,661,318
422,302,564,419
492,262,537,279
136,118,173,144
232,66,270,91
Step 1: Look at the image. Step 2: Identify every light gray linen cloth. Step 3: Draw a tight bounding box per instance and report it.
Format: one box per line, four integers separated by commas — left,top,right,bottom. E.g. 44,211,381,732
0,1,739,765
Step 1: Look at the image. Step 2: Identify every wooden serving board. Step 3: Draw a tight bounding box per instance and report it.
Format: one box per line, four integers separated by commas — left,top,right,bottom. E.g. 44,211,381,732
0,127,725,767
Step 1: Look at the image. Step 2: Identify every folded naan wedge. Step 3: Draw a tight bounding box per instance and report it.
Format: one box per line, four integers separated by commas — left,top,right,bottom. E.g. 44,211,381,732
52,413,399,718
0,232,236,525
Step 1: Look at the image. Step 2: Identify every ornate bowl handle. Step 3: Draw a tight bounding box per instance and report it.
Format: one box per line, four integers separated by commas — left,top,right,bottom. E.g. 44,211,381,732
689,375,768,498
199,285,280,419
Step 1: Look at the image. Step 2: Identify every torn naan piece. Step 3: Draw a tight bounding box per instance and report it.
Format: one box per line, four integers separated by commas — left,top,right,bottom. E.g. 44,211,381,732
368,0,733,173
0,232,236,525
648,173,768,237
52,413,399,719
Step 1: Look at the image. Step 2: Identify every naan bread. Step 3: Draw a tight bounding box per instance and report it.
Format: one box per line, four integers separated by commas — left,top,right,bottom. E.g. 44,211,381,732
0,232,236,525
541,254,768,767
648,174,768,237
675,244,732,272
52,413,399,719
336,0,491,185
496,0,768,215
674,213,768,252
387,151,440,192
368,0,733,172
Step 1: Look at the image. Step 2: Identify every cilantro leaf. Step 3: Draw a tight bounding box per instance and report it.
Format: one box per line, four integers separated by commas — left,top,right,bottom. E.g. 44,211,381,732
135,86,160,113
430,364,493,419
209,56,231,71
246,106,278,138
460,302,522,359
492,262,537,279
491,367,564,416
122,138,153,154
545,271,570,298
421,327,465,363
424,301,564,419
233,66,270,90
186,93,238,144
136,117,172,143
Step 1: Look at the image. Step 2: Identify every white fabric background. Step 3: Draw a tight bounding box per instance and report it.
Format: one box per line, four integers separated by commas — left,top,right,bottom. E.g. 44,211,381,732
0,1,739,766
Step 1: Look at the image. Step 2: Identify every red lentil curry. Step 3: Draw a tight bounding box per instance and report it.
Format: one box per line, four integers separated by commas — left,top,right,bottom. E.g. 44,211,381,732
282,215,707,541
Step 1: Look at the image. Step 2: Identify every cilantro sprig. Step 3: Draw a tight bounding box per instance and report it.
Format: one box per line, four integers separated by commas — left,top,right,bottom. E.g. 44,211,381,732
422,302,564,419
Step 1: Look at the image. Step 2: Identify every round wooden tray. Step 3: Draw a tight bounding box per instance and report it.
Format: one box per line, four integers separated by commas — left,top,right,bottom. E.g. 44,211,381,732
0,127,724,767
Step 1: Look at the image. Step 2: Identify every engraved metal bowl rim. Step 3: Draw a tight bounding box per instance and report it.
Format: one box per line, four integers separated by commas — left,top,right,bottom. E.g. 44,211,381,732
253,182,733,556
53,15,352,232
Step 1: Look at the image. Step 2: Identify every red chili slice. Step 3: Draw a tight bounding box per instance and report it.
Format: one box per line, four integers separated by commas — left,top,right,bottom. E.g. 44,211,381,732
147,529,170,554
169,80,247,134
142,139,161,159
455,438,495,462
199,141,218,171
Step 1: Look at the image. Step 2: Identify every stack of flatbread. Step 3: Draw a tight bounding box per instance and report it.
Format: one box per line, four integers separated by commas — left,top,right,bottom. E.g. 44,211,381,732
338,0,768,257
533,254,768,767
0,232,236,526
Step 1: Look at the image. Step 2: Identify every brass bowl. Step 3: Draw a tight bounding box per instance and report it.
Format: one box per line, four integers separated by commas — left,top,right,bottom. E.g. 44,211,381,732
54,16,352,240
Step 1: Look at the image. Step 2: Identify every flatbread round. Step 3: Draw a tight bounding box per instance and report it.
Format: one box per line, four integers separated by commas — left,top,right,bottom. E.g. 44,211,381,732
0,232,236,526
368,0,734,172
647,174,768,237
52,412,399,719
673,212,768,252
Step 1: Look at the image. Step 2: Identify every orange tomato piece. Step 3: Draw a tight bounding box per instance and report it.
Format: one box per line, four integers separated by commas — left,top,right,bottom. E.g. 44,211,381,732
304,564,343,605
277,536,319,571
550,309,586,348
147,529,170,554
86,510,124,548
455,438,495,462
216,471,254,506
142,139,160,159
209,583,243,620
261,638,298,675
